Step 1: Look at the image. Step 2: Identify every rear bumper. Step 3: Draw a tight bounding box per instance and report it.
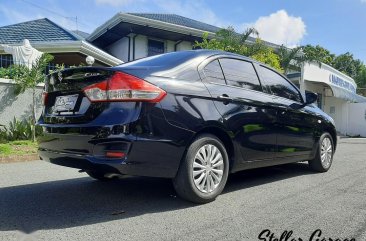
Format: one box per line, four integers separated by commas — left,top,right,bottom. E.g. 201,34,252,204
38,149,121,174
38,133,192,178
38,102,195,178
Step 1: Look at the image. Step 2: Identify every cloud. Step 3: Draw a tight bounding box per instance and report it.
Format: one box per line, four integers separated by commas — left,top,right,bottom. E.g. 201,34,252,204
250,10,306,47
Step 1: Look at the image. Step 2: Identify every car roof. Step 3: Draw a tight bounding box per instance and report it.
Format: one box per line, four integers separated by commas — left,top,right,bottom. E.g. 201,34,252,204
114,49,275,80
123,50,258,69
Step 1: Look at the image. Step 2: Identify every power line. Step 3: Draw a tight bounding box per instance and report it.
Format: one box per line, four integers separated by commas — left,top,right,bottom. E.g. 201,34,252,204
20,0,92,30
21,0,75,21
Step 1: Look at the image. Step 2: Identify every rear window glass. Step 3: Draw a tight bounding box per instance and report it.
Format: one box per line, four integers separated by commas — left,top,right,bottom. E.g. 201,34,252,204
219,58,262,91
120,51,198,68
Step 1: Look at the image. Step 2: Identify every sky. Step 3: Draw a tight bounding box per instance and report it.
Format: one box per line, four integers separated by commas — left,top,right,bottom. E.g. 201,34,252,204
1,0,366,62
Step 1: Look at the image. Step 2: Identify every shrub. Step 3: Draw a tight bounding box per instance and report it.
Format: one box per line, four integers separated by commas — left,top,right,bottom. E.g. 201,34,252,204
0,118,43,142
0,65,28,80
0,125,7,143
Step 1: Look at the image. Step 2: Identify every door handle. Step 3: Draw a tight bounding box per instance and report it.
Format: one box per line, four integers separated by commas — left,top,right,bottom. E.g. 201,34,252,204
278,107,289,115
217,94,233,101
217,94,233,105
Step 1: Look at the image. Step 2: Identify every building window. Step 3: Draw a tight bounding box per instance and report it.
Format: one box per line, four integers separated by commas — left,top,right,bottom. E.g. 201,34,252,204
148,39,164,56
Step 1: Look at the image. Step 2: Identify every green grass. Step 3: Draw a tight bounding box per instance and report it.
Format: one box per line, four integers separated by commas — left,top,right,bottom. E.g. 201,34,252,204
0,145,11,155
0,141,38,157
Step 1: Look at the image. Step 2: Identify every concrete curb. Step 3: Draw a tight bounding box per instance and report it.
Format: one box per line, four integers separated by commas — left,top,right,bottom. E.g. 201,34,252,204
0,154,39,164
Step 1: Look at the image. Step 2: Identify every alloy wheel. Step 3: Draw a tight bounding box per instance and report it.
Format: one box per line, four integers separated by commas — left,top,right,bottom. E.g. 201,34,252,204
192,144,224,193
320,137,333,168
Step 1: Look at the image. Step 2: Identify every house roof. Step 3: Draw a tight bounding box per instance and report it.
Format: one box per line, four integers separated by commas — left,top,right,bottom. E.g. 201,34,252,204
127,13,284,48
0,18,122,66
0,18,82,44
88,13,280,50
71,30,90,39
87,13,221,48
128,13,221,33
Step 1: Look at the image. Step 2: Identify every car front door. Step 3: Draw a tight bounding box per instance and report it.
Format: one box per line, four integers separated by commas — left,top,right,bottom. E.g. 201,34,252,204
258,66,318,163
200,57,277,171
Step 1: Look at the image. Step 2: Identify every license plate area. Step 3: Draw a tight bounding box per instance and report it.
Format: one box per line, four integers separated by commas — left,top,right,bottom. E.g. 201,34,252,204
53,94,79,112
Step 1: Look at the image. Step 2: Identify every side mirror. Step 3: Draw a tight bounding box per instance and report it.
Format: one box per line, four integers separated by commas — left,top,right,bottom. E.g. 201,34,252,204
305,91,318,105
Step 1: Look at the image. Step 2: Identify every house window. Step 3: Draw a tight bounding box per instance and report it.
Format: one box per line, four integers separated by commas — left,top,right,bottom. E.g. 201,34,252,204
0,55,13,68
148,39,164,56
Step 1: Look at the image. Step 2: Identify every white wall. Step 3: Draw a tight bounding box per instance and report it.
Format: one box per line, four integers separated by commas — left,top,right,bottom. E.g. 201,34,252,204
323,97,349,135
106,37,129,62
166,40,175,52
345,103,366,137
0,79,43,127
134,35,148,59
176,41,193,51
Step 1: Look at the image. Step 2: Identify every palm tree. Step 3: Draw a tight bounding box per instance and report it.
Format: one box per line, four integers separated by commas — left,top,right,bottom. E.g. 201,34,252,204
14,53,54,141
277,45,321,74
194,27,282,71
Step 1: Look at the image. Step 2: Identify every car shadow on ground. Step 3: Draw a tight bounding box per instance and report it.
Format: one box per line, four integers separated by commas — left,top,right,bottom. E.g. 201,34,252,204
0,162,315,233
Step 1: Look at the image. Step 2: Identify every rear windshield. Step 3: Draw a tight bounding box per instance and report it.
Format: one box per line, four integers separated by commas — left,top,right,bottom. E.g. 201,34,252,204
119,51,201,68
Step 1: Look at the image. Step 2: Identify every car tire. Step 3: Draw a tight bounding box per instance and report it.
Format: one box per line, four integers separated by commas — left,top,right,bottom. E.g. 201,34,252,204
309,133,334,172
86,170,112,181
173,134,229,204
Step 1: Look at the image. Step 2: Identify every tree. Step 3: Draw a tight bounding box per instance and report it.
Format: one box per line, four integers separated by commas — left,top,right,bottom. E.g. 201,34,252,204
354,64,366,88
249,39,282,71
13,53,54,141
277,44,338,74
276,46,303,74
302,45,335,65
302,45,366,88
194,27,283,72
332,53,363,79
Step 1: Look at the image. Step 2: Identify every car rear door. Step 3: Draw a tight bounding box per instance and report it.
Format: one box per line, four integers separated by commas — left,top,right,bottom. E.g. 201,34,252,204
200,57,277,170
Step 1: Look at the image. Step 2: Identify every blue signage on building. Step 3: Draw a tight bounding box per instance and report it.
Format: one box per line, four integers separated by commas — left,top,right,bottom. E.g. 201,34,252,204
329,74,356,93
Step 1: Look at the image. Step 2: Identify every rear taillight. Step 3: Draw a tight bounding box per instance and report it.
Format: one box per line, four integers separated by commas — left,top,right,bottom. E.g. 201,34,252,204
42,91,48,106
83,72,166,103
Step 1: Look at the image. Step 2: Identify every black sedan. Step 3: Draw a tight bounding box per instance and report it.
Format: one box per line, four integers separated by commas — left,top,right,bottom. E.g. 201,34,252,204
38,50,337,203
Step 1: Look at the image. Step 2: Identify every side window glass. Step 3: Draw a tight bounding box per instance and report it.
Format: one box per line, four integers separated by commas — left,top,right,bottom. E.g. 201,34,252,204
219,58,262,91
203,60,226,85
260,66,302,102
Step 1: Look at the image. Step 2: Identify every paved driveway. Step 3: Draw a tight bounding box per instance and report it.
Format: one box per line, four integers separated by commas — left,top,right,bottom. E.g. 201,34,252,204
0,138,365,241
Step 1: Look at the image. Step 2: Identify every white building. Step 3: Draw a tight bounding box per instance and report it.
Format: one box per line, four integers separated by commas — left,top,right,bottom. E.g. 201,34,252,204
289,62,366,136
87,13,278,62
87,13,220,62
